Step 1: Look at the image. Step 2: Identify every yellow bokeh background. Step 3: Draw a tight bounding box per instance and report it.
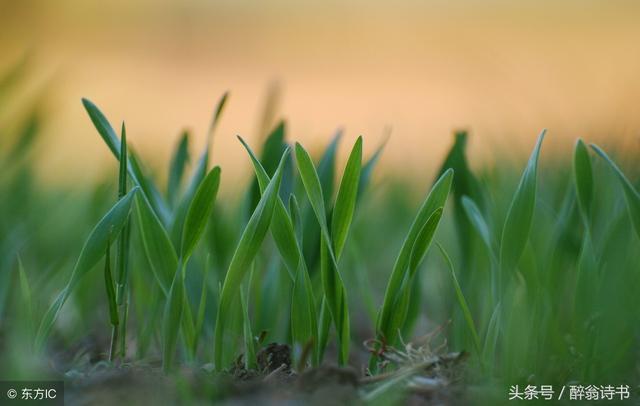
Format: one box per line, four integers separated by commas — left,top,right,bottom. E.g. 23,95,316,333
2,0,639,190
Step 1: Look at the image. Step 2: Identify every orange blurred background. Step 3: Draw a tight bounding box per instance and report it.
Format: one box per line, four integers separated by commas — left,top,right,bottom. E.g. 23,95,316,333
1,0,639,191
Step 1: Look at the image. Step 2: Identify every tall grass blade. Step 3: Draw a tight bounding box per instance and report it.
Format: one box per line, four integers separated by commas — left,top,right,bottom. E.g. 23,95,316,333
591,144,640,240
115,124,131,358
499,130,546,277
81,98,169,222
240,287,257,369
35,187,139,350
436,242,482,359
214,148,288,369
181,167,221,260
135,194,177,295
331,136,362,258
295,142,351,364
162,262,185,372
357,134,388,201
376,169,453,345
193,255,211,355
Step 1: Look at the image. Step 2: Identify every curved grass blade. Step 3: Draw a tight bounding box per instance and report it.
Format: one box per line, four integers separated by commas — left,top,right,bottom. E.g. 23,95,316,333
296,143,330,237
376,169,453,344
193,254,211,355
214,148,288,369
462,195,499,302
181,166,221,261
591,144,640,240
163,166,220,369
238,137,320,362
238,136,298,278
295,142,351,364
409,208,444,276
461,196,495,259
207,91,229,141
499,130,546,277
383,207,444,345
247,121,287,213
81,98,169,222
331,136,362,258
302,131,342,268
135,194,176,295
169,93,226,246
436,242,482,360
357,132,388,202
35,187,139,350
162,262,185,372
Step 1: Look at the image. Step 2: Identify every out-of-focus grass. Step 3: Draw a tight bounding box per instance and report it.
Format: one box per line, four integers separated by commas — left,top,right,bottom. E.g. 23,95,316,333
1,61,639,403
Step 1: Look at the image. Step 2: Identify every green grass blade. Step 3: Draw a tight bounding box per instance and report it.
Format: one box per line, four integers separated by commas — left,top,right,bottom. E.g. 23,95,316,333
238,137,319,363
295,143,330,235
35,187,139,350
291,259,318,365
181,166,221,261
116,126,130,297
383,207,444,344
436,242,482,359
103,243,119,328
81,98,169,222
169,88,226,242
238,136,298,278
461,196,495,258
170,145,210,248
482,302,501,366
591,144,640,240
104,242,119,361
167,131,190,207
193,255,211,355
207,91,229,141
376,169,453,344
408,207,444,276
574,139,593,225
317,297,332,363
331,136,362,258
240,287,257,369
214,148,288,369
357,134,387,201
162,262,185,372
301,132,342,268
289,195,304,247
317,131,342,206
134,194,177,295
499,130,546,275
296,141,351,364
181,286,197,360
247,121,287,213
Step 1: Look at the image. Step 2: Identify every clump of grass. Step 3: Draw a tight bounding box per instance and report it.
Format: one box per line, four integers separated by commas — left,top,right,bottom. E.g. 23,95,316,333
2,79,639,403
